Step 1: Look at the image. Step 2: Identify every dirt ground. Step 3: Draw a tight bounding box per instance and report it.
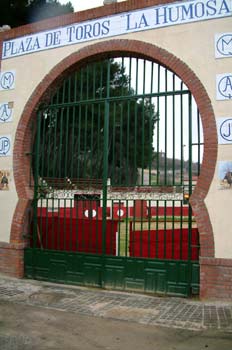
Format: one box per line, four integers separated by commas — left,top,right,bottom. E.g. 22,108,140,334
0,300,232,350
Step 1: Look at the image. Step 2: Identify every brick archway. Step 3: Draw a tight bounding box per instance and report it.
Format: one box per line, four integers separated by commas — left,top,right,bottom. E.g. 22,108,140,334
12,39,217,291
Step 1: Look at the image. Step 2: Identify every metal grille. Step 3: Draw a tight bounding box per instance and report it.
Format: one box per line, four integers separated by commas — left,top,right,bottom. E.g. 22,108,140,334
26,56,203,296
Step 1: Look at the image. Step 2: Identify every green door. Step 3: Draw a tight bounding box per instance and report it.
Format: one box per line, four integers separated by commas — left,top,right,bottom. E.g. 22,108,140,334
25,57,202,296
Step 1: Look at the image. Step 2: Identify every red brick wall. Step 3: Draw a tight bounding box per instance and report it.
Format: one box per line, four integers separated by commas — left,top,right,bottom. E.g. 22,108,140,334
0,242,25,278
0,0,230,300
0,199,32,278
200,258,232,300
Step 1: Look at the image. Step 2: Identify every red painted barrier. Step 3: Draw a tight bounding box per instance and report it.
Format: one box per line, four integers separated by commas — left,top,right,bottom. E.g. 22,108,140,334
129,226,199,261
149,206,189,217
36,214,118,255
35,207,196,259
37,204,190,221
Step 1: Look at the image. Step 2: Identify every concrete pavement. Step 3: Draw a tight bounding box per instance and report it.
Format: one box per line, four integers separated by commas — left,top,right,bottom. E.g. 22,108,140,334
0,275,232,349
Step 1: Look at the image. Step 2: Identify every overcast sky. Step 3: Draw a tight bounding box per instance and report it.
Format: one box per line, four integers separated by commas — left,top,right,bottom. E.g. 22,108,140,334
59,0,124,12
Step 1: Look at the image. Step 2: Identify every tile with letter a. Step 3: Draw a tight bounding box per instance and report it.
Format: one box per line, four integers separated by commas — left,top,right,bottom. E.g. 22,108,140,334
216,73,232,100
0,103,13,123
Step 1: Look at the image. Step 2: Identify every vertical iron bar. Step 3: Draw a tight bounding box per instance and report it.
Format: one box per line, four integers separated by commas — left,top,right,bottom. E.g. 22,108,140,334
100,63,103,99
164,200,167,259
40,111,46,178
86,64,89,100
45,198,48,249
172,74,175,185
64,107,70,178
102,98,109,261
148,98,153,186
141,100,145,185
143,59,146,95
135,58,139,95
90,104,94,179
68,76,71,103
62,79,66,104
180,83,184,185
172,200,175,259
134,101,138,184
102,60,111,282
126,100,130,186
57,199,60,249
75,198,79,252
63,199,66,251
70,106,75,179
83,105,88,178
149,63,154,186
180,199,183,260
121,57,125,96
70,199,73,251
33,111,42,249
164,69,168,185
155,200,159,258
129,57,132,93
51,197,55,250
150,62,154,94
125,199,129,257
52,109,58,178
148,199,151,258
77,105,82,178
132,199,136,257
157,64,161,184
80,68,83,100
119,102,123,185
45,110,52,178
188,92,193,295
93,63,96,100
118,201,122,256
58,108,64,178
74,71,78,102
112,102,116,185
96,104,101,179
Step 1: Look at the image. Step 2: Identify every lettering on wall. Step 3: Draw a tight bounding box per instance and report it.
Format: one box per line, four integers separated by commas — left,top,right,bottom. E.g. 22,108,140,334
215,33,232,58
2,0,232,59
216,73,232,100
0,71,15,90
0,102,13,123
217,117,232,143
0,135,11,156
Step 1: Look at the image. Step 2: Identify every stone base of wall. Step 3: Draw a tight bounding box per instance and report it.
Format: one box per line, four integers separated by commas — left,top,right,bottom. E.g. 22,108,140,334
200,257,232,300
0,242,25,278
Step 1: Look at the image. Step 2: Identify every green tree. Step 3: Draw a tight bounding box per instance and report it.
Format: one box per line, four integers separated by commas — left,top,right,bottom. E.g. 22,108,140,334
0,0,74,27
28,0,74,23
0,0,28,27
36,59,157,186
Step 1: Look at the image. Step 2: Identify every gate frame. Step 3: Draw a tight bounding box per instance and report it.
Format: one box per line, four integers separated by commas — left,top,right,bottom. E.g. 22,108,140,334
10,39,217,298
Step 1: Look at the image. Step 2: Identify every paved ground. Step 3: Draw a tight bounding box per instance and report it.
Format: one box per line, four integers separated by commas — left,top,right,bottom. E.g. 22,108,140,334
0,275,232,349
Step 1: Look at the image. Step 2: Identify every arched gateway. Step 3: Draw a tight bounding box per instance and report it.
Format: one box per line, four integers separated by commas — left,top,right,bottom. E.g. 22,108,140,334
0,0,231,299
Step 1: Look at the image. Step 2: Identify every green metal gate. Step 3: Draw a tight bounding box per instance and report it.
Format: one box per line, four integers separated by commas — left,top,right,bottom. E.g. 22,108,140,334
25,56,203,296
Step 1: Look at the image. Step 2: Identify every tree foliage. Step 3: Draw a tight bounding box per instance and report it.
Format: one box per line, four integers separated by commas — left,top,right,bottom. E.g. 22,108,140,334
28,0,74,23
36,59,157,186
0,0,74,27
